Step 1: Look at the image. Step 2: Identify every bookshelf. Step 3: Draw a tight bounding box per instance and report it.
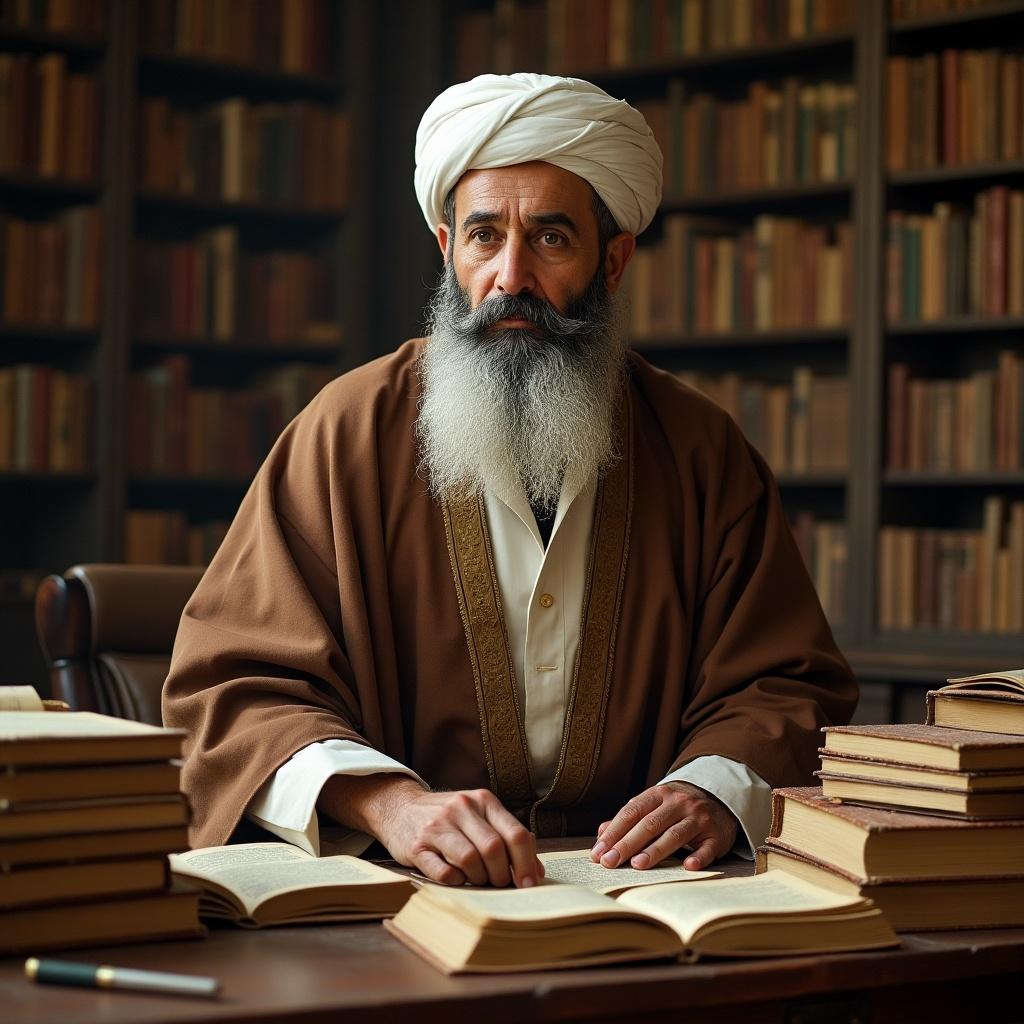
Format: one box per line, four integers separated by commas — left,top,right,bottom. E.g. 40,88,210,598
0,1,373,690
439,0,1024,720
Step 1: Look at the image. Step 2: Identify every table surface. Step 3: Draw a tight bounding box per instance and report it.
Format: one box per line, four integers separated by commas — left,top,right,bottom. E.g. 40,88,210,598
4,855,1024,1024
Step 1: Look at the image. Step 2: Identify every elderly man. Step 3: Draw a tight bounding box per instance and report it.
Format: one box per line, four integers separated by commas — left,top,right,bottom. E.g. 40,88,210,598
164,73,856,889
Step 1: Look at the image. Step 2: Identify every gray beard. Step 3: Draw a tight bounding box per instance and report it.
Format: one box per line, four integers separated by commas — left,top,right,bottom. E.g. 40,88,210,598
416,262,627,514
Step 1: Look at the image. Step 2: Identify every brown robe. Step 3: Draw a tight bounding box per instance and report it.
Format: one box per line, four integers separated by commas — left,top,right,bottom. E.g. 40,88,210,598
163,338,857,847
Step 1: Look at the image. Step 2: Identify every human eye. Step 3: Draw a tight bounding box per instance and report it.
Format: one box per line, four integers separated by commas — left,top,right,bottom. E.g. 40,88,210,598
539,231,568,247
469,228,496,244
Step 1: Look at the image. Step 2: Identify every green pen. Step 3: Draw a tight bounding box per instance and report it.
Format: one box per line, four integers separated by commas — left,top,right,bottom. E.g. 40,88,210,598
25,958,220,998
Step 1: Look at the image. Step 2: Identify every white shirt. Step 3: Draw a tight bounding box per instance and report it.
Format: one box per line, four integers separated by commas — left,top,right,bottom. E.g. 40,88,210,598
248,474,772,858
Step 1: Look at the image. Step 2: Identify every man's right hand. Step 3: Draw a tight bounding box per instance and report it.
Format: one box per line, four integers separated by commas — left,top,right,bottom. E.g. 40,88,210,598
318,773,543,888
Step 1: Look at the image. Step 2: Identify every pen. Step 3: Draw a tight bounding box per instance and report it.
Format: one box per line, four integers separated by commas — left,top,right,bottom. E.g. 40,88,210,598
25,958,220,998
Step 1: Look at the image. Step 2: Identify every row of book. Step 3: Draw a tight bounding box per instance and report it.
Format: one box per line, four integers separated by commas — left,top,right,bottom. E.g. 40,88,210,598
790,513,847,628
128,357,334,478
1,687,201,956
135,232,342,346
0,0,105,35
758,671,1024,933
455,0,855,81
885,189,1024,322
138,0,335,77
878,498,1024,634
0,365,91,473
887,48,1024,172
628,215,852,337
138,97,349,211
125,510,229,567
639,78,857,198
2,207,103,328
887,353,1023,473
0,53,99,182
677,368,849,474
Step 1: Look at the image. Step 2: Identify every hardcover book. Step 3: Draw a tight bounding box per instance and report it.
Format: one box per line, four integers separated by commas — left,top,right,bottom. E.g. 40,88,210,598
926,670,1024,735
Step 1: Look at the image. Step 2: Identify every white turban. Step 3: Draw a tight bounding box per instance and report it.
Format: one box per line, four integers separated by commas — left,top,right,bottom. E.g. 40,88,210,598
414,73,663,238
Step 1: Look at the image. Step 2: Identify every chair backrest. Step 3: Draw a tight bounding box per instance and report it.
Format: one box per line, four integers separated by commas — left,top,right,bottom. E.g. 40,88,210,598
35,563,204,725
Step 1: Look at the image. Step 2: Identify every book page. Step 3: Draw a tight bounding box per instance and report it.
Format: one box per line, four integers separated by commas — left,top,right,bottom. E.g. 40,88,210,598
0,711,180,739
539,851,720,893
170,843,406,916
0,687,44,712
946,670,1024,692
420,880,626,925
617,871,864,943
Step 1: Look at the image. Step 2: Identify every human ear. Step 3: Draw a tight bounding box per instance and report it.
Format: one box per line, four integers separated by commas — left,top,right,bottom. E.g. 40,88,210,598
603,233,636,294
436,223,451,262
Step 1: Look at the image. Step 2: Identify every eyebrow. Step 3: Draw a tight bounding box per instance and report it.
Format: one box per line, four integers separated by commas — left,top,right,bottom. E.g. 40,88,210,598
460,210,581,236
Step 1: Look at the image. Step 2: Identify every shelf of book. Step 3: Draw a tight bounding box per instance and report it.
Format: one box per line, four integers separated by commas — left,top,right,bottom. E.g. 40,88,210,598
887,316,1024,335
889,160,1024,187
134,336,342,363
890,0,1024,34
634,327,849,351
138,51,341,100
884,472,1024,486
135,191,346,226
560,30,856,85
661,181,852,213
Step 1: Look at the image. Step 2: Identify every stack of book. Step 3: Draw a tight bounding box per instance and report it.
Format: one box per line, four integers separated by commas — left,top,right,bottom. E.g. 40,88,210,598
0,687,203,954
757,669,1024,931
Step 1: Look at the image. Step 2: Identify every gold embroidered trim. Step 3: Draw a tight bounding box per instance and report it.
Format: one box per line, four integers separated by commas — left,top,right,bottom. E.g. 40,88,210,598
443,495,535,807
529,395,634,837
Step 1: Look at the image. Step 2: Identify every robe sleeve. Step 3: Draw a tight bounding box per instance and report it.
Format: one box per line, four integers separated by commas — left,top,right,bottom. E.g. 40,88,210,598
162,395,379,849
667,433,858,790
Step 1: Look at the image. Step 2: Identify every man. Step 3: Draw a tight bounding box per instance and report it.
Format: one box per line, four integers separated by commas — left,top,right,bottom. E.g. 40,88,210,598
163,73,856,889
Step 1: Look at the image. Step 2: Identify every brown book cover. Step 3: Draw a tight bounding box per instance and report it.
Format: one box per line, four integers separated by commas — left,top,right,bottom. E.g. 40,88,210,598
941,47,959,165
0,884,203,955
926,670,1024,735
756,844,1024,931
822,722,1024,770
815,771,1024,819
817,750,1024,788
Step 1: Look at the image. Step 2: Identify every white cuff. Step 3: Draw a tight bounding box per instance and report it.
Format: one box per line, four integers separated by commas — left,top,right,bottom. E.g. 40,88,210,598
659,754,772,861
246,739,426,857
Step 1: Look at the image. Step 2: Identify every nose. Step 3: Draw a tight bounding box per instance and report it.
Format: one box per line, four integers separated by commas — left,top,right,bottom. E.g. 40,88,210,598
494,236,536,296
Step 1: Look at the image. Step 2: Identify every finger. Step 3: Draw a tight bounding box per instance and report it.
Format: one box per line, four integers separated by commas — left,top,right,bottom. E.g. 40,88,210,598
480,795,540,888
682,835,722,871
591,790,662,865
609,804,689,866
433,828,489,886
625,816,703,869
597,821,611,837
455,803,513,887
413,849,467,887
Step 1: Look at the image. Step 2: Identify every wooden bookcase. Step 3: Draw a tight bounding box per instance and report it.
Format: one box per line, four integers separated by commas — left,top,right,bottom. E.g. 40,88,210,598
438,0,1024,720
0,1,374,691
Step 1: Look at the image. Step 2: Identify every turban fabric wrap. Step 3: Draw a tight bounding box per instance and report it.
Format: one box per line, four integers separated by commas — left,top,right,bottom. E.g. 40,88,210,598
414,73,664,238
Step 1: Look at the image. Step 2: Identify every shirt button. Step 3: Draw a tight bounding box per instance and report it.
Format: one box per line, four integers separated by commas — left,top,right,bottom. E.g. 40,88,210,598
539,593,554,608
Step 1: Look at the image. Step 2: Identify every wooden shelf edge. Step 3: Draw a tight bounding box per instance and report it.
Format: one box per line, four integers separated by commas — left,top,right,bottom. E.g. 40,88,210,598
567,28,855,82
138,50,340,95
662,180,852,211
136,190,345,223
0,26,104,54
883,471,1024,486
887,315,1024,335
888,159,1024,186
634,328,849,350
0,472,94,484
890,0,1024,35
134,336,342,361
846,645,1024,683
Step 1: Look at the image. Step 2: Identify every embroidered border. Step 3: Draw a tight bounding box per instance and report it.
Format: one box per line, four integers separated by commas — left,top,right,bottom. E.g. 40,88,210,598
529,395,634,836
443,495,535,807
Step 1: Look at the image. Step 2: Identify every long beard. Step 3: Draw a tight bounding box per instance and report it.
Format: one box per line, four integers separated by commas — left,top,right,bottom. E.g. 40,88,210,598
416,261,626,514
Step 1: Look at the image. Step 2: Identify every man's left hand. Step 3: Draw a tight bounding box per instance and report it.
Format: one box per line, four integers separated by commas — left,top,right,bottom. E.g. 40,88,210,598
590,781,738,871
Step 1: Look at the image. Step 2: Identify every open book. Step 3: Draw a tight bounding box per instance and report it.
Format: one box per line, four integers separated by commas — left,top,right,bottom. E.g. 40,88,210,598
927,670,1024,735
384,870,898,973
537,850,719,893
169,842,414,926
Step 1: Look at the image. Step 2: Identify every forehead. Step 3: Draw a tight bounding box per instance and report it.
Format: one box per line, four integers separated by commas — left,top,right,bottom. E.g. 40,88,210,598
453,162,596,223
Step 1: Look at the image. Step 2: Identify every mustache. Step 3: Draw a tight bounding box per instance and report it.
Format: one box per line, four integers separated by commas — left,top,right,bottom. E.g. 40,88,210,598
459,292,592,338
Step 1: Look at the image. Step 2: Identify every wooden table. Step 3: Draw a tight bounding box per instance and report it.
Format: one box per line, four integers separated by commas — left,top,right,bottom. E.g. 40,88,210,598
3,858,1023,1024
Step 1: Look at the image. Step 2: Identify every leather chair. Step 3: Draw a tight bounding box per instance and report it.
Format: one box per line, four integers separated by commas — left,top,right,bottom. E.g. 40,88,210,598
35,564,204,724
